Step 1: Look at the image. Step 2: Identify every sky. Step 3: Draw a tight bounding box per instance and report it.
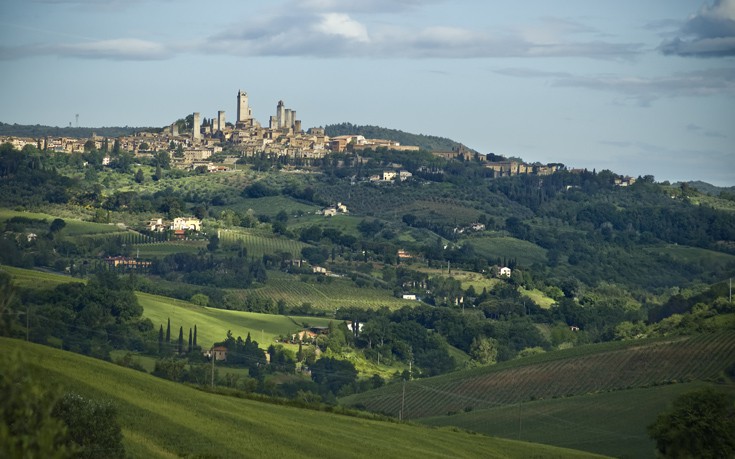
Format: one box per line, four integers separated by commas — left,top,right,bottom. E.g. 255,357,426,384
0,0,733,186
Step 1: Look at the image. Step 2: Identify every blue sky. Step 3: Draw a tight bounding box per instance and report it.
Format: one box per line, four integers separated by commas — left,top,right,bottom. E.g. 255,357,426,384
1,0,733,185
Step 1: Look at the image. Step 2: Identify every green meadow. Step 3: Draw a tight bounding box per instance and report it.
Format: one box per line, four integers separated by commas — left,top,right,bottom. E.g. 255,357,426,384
138,291,334,349
2,338,605,459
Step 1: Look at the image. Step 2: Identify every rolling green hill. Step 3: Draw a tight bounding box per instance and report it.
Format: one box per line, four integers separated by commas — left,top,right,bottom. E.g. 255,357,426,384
341,332,735,419
421,381,735,459
341,332,735,457
138,291,333,350
1,338,605,459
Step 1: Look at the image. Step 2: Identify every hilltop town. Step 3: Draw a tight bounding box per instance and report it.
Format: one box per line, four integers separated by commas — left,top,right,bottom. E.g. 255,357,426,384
0,88,580,179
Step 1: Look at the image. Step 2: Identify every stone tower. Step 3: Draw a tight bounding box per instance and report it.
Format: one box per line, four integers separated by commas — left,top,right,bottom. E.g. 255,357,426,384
192,112,201,142
277,100,286,129
217,111,226,132
237,90,250,124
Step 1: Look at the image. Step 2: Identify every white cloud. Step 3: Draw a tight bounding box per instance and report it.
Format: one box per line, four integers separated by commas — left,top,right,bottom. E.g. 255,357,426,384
314,13,370,43
0,38,172,61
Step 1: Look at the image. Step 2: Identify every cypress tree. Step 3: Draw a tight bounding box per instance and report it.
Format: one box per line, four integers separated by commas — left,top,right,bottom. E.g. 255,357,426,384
177,326,184,354
158,325,164,354
193,325,197,348
188,328,193,353
165,318,171,343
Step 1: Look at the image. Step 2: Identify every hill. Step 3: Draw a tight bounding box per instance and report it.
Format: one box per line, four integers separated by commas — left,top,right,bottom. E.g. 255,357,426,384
324,122,474,152
0,121,157,139
421,381,735,459
0,338,605,459
340,332,735,456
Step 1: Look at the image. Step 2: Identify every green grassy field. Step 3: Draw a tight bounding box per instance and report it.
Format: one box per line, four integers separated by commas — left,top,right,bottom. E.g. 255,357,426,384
519,288,556,309
0,208,123,236
651,244,735,267
138,292,333,350
341,332,735,420
2,338,605,459
242,271,414,310
342,332,735,457
1,265,86,289
469,235,548,267
413,266,501,292
420,381,735,459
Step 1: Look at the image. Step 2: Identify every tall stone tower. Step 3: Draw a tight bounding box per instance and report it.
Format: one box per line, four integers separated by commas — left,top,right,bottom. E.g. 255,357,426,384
192,112,201,142
277,100,286,129
217,111,226,131
237,90,250,124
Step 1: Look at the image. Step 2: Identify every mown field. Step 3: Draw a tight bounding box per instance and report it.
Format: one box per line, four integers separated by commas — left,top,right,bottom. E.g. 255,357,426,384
2,265,86,289
239,271,414,310
420,381,735,459
1,338,604,459
0,208,124,236
138,291,334,350
341,332,735,420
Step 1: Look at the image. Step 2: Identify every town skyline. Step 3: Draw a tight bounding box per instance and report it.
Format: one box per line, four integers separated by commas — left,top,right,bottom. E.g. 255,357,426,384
1,0,733,186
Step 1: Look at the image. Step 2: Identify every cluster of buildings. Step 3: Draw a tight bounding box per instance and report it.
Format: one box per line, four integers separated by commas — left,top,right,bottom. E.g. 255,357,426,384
148,217,202,233
2,88,584,181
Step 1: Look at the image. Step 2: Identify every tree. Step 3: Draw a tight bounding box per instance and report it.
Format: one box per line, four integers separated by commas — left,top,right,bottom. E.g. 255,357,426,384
51,393,125,459
469,336,498,365
648,388,735,458
134,168,144,184
49,218,66,234
158,325,164,354
188,328,193,353
165,318,171,343
177,326,184,354
0,351,74,459
193,325,198,348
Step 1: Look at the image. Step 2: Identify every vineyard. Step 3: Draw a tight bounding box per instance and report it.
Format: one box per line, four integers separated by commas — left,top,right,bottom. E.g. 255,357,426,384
218,228,310,258
1,338,601,459
420,380,735,459
341,331,735,419
233,271,414,311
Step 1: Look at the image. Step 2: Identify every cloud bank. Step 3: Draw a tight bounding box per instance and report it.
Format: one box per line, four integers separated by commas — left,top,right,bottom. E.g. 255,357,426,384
494,67,735,105
660,0,735,57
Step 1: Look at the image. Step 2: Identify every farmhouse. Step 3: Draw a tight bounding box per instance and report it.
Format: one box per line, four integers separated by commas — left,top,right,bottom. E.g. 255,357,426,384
171,217,202,232
498,267,512,278
210,345,228,361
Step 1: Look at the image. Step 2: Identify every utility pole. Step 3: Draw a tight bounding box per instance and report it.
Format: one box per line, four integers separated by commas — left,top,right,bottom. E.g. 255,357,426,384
26,305,30,341
400,378,406,421
518,400,522,440
211,351,215,388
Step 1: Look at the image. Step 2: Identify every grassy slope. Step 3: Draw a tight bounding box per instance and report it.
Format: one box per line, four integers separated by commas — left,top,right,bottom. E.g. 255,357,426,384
420,381,735,459
0,209,123,235
342,332,735,458
2,338,605,459
242,271,414,310
340,332,735,419
138,291,334,350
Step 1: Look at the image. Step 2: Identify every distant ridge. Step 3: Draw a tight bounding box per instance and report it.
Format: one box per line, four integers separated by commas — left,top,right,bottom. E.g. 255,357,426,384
324,122,476,153
0,121,160,139
686,180,735,196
